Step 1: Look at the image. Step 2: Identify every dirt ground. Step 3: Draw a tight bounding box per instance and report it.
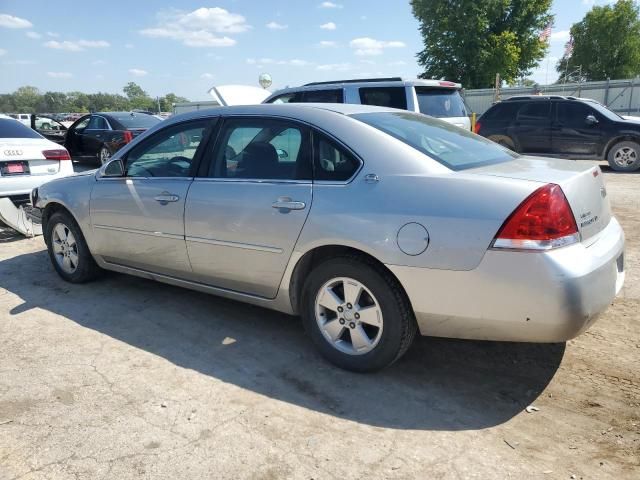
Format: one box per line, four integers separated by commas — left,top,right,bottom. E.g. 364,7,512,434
0,164,638,479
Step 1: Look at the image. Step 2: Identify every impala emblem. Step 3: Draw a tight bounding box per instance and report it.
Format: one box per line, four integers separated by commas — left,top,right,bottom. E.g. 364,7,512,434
4,149,23,156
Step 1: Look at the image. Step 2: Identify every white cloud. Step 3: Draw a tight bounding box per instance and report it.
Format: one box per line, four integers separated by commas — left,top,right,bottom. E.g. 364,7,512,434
320,22,337,30
550,30,570,42
0,13,32,29
319,2,343,8
0,48,6,56
350,37,406,56
140,7,249,47
47,71,72,78
201,72,215,79
46,31,59,37
92,60,107,65
266,21,287,30
388,60,407,66
26,31,41,39
318,40,338,47
316,62,351,71
43,39,110,51
129,68,148,77
124,43,134,49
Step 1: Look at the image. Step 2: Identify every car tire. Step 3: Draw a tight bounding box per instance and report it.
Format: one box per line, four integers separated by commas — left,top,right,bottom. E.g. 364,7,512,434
607,141,640,172
98,145,112,165
45,211,102,283
301,256,417,372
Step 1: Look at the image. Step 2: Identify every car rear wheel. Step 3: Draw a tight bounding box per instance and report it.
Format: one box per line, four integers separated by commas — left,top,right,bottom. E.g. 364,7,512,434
607,141,640,172
301,256,417,372
98,146,111,165
46,211,102,283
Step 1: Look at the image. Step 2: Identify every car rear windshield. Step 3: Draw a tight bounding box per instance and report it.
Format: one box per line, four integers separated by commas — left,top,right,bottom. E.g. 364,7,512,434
109,113,161,130
0,118,43,139
415,87,468,118
351,111,518,171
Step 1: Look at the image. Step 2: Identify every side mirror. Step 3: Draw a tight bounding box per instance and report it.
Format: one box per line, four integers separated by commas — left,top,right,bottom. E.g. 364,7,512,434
102,158,125,177
586,114,599,125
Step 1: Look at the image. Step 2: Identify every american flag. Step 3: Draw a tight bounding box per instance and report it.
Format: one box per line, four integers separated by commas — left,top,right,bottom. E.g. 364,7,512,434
564,36,574,57
539,22,552,42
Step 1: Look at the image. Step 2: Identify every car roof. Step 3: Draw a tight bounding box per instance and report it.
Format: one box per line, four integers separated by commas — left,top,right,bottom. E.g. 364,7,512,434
502,95,592,102
163,103,400,125
265,77,462,99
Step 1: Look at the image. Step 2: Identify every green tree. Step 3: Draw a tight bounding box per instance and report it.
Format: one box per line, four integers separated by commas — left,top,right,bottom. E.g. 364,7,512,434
159,93,189,112
122,82,147,99
557,0,640,81
12,86,41,113
411,0,553,88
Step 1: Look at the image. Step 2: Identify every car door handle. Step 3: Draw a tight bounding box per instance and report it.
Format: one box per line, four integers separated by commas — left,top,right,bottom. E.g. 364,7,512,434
272,197,306,210
154,193,180,204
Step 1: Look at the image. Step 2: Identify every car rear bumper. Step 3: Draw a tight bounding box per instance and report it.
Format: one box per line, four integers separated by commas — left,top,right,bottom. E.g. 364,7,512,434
0,171,70,197
388,217,625,342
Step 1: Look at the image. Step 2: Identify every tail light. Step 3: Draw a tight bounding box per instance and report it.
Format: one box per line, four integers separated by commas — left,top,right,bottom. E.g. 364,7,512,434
123,131,133,143
42,149,71,160
492,184,579,250
473,121,482,134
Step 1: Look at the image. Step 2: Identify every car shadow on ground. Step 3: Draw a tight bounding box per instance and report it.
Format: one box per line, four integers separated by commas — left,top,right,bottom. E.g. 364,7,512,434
1,250,565,431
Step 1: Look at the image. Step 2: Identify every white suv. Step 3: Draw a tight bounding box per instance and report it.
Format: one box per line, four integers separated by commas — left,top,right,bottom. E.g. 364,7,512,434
263,77,471,129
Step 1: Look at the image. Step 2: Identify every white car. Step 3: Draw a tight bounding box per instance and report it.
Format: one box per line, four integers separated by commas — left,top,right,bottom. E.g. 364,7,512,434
263,77,472,130
1,117,74,198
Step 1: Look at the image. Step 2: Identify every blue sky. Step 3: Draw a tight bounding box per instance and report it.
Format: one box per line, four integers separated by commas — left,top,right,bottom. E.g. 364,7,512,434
0,0,622,100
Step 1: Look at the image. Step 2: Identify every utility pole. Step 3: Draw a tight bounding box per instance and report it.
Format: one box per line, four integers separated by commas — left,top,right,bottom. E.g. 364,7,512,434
494,73,501,102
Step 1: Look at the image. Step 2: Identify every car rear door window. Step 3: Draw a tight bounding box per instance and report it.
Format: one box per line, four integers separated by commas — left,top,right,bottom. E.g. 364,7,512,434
210,118,312,180
302,89,344,103
516,102,551,122
314,133,361,181
359,87,408,110
125,120,210,177
86,116,107,130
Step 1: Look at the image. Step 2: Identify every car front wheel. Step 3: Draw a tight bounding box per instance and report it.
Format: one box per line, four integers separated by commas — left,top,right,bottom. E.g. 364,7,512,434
607,140,640,172
46,211,102,283
301,256,417,372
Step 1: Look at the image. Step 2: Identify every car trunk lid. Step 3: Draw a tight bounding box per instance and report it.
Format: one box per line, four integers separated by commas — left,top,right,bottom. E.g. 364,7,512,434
0,139,61,176
468,156,611,244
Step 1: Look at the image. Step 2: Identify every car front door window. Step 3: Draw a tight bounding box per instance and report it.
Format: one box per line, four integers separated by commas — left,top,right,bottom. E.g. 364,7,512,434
126,121,209,177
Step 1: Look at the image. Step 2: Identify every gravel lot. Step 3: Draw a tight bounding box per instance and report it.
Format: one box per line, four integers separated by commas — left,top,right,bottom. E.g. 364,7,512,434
0,163,638,479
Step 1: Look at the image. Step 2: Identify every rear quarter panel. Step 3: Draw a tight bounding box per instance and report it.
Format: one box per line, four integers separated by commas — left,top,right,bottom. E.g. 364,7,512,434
298,172,540,271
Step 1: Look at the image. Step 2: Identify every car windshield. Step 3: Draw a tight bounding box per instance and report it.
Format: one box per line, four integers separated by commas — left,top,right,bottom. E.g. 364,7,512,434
351,111,518,170
110,113,161,129
0,118,43,139
415,87,468,118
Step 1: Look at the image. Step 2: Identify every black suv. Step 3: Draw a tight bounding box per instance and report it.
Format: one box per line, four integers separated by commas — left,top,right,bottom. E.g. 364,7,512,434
476,95,640,172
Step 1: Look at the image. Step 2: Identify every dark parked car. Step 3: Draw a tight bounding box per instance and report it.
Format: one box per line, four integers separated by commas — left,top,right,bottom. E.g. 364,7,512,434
65,112,162,164
475,95,640,172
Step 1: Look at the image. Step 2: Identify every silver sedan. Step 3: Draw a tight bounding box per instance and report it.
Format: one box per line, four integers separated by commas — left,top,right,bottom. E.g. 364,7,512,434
32,104,625,371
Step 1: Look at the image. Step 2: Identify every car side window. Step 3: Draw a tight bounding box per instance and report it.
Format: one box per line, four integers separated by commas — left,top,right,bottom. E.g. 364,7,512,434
314,133,360,181
302,89,344,103
359,87,408,110
516,102,551,122
556,102,598,127
86,116,107,130
210,118,312,180
125,120,209,178
74,117,90,130
267,92,303,104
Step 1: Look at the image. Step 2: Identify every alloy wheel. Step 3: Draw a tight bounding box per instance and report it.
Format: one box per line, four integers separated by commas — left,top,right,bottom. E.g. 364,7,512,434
51,223,79,274
314,277,384,355
99,147,111,165
613,146,638,168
